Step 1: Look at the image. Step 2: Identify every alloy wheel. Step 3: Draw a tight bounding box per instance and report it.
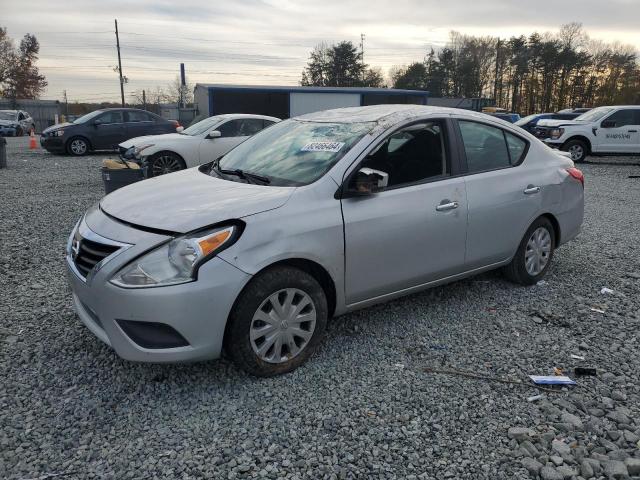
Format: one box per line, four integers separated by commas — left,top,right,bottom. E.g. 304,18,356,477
250,288,317,364
568,144,584,161
525,227,552,276
70,139,87,155
152,155,182,176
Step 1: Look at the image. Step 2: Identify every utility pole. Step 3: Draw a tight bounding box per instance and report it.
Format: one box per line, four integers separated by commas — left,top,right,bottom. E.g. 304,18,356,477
360,33,366,84
115,19,125,108
180,63,186,108
63,90,68,116
142,89,146,110
493,38,501,108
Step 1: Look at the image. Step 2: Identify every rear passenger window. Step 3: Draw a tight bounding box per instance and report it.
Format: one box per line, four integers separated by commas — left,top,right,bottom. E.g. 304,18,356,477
126,111,153,122
505,132,527,165
459,121,510,172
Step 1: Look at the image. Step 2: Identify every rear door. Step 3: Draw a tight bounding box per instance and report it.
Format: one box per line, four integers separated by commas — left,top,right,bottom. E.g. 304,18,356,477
124,111,158,139
455,119,540,269
597,109,640,153
92,111,126,149
341,119,468,305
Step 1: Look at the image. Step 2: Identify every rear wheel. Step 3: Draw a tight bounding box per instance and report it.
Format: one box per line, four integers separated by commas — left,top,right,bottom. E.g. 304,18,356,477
503,217,555,285
562,139,588,163
148,152,185,177
225,266,328,377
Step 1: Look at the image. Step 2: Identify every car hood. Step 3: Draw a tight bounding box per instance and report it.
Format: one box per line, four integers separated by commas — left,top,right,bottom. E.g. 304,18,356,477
119,133,190,148
100,168,295,233
536,119,582,128
42,122,74,133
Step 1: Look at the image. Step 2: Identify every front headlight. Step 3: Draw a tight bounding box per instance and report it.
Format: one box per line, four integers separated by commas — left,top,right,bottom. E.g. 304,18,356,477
52,129,65,137
550,128,565,139
110,225,238,288
133,144,154,158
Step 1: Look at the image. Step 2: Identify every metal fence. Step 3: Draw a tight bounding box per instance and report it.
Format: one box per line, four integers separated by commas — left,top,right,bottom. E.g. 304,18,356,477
0,98,61,132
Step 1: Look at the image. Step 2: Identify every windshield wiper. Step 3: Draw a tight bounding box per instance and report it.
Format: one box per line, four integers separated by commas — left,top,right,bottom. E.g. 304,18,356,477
211,158,270,184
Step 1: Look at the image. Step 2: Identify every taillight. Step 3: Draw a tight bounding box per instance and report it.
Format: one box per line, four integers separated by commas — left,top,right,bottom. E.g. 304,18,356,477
566,167,584,187
170,120,181,129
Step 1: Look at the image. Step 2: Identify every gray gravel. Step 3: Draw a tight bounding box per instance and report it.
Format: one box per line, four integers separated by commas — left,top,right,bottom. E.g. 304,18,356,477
1,136,639,479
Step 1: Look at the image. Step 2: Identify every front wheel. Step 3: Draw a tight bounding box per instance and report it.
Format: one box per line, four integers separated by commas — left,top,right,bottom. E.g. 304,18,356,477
562,139,588,163
67,137,90,156
225,266,328,377
503,217,555,285
147,152,185,177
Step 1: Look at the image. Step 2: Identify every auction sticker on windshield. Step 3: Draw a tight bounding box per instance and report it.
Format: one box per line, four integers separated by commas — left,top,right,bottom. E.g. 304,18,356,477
301,141,345,153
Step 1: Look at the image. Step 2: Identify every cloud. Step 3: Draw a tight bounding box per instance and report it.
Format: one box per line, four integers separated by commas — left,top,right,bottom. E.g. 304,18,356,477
2,0,639,101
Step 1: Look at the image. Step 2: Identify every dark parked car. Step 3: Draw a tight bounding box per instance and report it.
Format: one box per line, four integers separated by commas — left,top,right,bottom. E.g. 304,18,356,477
515,112,583,134
40,108,179,156
487,112,521,123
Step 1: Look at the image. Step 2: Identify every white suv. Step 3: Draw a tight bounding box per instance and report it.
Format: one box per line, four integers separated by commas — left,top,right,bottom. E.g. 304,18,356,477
535,106,640,162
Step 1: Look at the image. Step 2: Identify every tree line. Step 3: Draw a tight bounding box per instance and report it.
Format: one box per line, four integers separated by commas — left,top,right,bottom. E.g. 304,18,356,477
302,23,640,115
0,27,47,101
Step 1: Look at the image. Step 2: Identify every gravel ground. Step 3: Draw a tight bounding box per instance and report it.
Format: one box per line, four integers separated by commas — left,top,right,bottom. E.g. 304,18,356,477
1,136,639,480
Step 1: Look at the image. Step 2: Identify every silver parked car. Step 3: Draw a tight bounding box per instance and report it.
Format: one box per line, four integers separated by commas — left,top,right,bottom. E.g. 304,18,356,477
66,105,584,376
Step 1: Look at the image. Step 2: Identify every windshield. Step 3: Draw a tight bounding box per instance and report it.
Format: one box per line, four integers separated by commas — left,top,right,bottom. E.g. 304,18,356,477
214,119,374,186
0,111,16,121
575,107,613,122
515,114,543,126
180,116,223,136
73,110,106,124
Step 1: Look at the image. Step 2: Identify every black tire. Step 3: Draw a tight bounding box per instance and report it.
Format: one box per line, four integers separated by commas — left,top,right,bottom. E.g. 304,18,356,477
561,139,588,163
147,151,186,177
66,136,90,156
225,266,328,377
503,217,555,286
15,127,23,137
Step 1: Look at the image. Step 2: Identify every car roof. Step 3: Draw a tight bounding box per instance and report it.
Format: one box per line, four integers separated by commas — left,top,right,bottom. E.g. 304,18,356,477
215,113,281,121
296,104,472,123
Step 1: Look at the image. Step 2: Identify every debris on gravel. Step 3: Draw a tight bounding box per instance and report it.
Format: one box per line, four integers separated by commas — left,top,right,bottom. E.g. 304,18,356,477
1,138,639,479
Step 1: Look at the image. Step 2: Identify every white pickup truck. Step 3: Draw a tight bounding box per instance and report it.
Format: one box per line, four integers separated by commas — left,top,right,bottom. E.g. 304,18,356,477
535,106,640,162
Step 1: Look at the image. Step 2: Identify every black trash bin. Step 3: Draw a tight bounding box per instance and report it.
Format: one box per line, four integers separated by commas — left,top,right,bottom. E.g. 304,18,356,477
102,165,143,194
0,137,7,169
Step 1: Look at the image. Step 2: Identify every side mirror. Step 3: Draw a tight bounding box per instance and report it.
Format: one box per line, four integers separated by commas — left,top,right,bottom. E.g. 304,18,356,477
176,126,184,133
601,120,616,128
92,119,101,127
207,130,221,139
351,168,389,195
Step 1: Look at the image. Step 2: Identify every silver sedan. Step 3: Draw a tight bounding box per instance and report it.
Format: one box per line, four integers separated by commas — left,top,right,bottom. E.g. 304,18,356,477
66,105,584,376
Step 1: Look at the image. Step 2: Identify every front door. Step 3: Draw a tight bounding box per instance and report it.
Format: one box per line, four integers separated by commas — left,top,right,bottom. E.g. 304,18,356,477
198,118,249,163
597,109,640,153
341,120,468,305
92,111,126,149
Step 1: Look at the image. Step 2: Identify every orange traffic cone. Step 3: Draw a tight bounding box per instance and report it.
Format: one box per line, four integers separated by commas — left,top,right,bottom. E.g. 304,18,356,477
29,130,37,150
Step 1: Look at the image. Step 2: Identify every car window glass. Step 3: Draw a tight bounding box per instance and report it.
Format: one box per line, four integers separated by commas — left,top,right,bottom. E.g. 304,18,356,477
604,110,635,127
359,121,448,188
505,132,527,165
263,120,276,129
239,119,265,136
126,111,152,122
18,112,25,120
459,121,510,172
217,119,244,137
97,111,123,124
632,110,640,125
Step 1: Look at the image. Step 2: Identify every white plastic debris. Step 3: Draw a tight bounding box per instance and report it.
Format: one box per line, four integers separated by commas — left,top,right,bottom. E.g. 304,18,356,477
527,394,545,402
536,280,547,286
570,354,585,361
590,307,605,314
394,363,405,369
529,375,576,386
600,287,614,294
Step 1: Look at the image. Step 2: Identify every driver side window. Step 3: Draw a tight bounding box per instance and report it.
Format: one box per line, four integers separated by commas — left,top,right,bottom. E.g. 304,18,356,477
217,119,244,137
358,121,448,188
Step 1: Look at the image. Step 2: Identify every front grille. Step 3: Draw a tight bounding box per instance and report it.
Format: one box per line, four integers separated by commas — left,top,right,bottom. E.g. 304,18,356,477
72,234,120,278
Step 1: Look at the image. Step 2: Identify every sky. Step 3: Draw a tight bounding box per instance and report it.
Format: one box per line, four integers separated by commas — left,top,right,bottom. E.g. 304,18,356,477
2,0,640,103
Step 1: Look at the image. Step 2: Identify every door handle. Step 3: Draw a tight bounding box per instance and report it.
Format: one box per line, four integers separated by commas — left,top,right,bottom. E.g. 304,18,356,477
436,201,459,212
523,186,541,195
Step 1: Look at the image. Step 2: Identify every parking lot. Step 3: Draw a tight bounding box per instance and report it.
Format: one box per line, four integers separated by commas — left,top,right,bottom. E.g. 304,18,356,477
1,135,639,479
